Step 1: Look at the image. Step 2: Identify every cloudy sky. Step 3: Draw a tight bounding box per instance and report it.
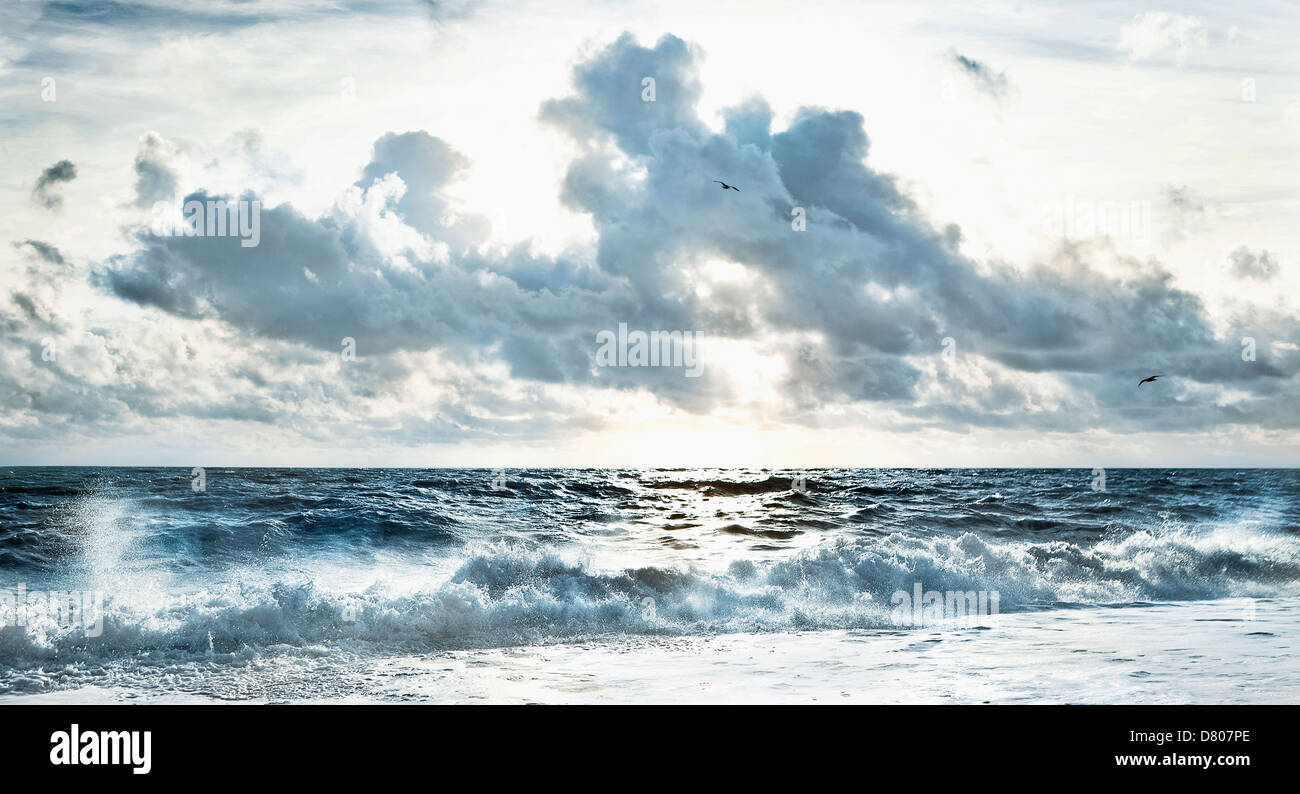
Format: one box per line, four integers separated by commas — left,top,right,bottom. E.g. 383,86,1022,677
1,0,1298,466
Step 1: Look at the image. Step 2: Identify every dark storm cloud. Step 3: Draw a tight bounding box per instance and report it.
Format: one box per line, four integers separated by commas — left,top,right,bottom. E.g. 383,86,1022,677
4,1,479,73
91,32,1300,434
32,160,77,209
357,131,490,247
97,244,208,318
540,33,706,157
37,1,275,30
949,50,1012,100
99,123,731,403
14,240,66,266
33,0,472,31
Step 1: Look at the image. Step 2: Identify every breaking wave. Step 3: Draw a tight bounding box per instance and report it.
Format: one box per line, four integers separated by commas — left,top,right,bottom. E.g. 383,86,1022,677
4,516,1297,672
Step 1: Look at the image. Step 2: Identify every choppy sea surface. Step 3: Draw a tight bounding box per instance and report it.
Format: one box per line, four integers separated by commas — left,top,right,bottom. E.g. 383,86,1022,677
1,467,1297,703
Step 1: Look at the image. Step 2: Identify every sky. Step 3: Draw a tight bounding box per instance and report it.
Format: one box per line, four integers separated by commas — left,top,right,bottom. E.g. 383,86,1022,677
0,0,1298,467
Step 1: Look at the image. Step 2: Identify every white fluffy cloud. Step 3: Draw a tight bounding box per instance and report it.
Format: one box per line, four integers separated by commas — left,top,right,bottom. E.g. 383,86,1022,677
1118,12,1208,67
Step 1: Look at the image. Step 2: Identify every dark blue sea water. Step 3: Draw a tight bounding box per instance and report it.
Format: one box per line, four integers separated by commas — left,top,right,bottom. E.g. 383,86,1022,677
1,467,1297,700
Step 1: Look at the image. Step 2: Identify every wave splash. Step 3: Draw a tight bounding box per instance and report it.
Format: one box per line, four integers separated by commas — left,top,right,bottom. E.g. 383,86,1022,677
3,517,1296,670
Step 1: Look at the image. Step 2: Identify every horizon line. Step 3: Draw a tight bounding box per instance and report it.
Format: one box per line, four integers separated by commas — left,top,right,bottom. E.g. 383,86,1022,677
2,464,1297,470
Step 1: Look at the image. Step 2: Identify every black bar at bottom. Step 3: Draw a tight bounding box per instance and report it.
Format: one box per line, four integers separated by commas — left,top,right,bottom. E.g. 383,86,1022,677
0,704,1287,782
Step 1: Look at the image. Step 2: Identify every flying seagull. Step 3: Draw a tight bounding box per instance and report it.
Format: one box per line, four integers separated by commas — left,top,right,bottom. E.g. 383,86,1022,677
713,180,740,191
1138,375,1163,386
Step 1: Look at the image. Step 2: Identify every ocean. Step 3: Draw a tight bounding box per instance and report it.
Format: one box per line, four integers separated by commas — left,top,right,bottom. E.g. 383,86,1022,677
1,467,1297,703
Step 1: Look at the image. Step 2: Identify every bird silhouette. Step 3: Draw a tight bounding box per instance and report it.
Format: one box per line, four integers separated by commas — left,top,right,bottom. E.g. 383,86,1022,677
713,180,740,191
1138,375,1163,386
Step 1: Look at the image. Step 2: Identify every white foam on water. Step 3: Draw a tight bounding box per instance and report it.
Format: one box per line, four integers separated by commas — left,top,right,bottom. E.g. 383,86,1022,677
4,598,1295,704
3,514,1297,681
